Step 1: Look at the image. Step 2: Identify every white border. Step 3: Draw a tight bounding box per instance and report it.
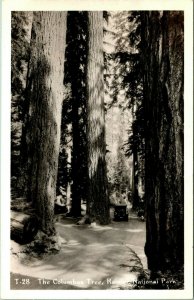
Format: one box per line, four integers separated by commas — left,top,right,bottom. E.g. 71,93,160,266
1,0,193,299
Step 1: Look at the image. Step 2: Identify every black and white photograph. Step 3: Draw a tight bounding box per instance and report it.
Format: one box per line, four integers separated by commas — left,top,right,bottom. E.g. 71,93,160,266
1,0,193,299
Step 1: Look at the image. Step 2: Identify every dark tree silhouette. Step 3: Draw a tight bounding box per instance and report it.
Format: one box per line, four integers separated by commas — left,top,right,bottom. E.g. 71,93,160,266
65,12,88,217
141,11,184,274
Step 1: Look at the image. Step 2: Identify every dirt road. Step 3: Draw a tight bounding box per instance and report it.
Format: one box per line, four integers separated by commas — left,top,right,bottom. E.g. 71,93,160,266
11,209,146,290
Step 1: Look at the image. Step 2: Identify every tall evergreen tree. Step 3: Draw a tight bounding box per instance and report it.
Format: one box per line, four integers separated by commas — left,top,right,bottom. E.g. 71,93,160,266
22,12,67,235
86,11,110,224
141,11,184,274
65,12,88,217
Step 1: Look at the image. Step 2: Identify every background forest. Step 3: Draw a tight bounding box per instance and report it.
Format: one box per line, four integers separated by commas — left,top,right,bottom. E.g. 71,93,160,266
11,11,184,289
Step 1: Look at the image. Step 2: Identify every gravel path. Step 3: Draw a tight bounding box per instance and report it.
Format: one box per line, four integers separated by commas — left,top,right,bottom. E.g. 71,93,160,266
11,209,146,290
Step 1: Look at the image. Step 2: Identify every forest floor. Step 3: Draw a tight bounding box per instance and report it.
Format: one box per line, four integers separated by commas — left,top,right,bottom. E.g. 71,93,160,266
10,207,147,290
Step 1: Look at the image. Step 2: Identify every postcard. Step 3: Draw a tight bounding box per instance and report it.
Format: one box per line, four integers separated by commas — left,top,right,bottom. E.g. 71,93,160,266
1,0,193,299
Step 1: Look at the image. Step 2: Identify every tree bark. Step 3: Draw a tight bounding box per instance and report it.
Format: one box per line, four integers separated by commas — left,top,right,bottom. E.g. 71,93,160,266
141,11,184,273
23,12,67,235
67,12,86,217
86,11,110,224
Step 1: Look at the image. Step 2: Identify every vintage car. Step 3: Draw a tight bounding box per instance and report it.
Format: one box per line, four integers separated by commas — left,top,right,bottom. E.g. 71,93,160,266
113,204,128,221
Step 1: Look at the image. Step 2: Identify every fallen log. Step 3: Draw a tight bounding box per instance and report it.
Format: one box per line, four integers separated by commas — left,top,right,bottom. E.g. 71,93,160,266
11,211,39,244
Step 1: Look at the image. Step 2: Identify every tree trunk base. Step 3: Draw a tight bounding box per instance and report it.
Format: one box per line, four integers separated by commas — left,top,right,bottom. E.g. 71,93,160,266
76,215,92,225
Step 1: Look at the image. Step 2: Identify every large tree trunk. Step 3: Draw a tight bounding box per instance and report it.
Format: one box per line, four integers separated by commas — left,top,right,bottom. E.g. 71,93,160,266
23,12,67,235
141,12,184,273
86,11,110,224
67,12,87,217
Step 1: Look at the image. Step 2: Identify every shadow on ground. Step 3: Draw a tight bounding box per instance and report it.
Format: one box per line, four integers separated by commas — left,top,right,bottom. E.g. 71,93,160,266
11,209,146,290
